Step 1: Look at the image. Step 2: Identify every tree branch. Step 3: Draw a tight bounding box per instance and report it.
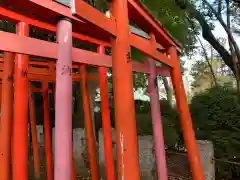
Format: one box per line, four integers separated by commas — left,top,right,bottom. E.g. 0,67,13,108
202,0,240,63
226,0,240,97
218,0,222,16
188,5,235,74
196,35,218,86
175,0,236,75
162,77,173,107
187,16,218,86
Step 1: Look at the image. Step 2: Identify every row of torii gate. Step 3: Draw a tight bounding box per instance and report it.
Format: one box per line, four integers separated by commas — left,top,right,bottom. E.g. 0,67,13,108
0,0,204,180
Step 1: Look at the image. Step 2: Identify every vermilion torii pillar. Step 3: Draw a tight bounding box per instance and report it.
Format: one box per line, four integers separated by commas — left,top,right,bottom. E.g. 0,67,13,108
80,64,99,180
28,85,41,179
169,46,204,180
98,45,115,180
42,81,53,180
54,18,73,180
111,0,141,179
0,52,14,180
12,22,29,180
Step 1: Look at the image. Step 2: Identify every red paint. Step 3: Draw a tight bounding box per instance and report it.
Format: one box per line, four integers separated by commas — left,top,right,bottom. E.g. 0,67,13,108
169,46,204,180
72,0,116,35
98,45,115,180
54,19,73,180
0,6,109,46
28,85,41,179
0,4,176,65
130,34,173,67
111,0,140,179
148,59,168,180
0,52,14,180
80,65,99,180
12,22,29,180
72,152,76,180
128,0,181,50
0,31,172,68
42,81,53,180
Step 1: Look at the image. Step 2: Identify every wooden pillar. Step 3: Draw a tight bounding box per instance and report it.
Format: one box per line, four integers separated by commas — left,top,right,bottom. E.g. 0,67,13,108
28,84,41,179
72,152,76,180
98,45,115,180
42,81,53,180
169,46,204,180
12,22,29,180
54,18,73,180
0,52,14,180
111,0,140,179
148,59,168,180
80,65,99,180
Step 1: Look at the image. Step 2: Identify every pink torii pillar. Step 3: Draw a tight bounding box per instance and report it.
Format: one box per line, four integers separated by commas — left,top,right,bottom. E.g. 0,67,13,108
148,59,168,180
54,18,73,180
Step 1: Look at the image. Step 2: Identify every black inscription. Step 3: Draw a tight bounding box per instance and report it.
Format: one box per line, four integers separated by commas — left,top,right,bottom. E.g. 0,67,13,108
7,75,13,81
61,65,72,76
21,70,28,77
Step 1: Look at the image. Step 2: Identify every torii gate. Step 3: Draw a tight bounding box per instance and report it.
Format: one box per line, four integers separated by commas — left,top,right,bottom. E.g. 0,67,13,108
0,0,204,180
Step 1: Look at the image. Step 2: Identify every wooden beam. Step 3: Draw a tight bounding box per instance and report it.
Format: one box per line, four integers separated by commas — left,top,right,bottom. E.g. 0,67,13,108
0,6,173,66
0,31,171,75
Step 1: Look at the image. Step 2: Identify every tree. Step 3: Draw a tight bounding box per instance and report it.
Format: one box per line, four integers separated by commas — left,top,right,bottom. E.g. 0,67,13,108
139,0,196,105
191,59,235,94
94,0,197,54
175,0,240,96
134,99,180,149
140,0,198,55
190,86,240,179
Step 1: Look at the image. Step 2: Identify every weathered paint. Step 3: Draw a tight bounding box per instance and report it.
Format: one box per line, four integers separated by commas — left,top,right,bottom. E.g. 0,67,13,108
42,81,53,180
98,45,115,180
80,65,99,180
148,59,168,180
12,22,29,180
169,46,204,180
29,85,41,179
54,18,73,180
0,52,14,180
111,0,141,179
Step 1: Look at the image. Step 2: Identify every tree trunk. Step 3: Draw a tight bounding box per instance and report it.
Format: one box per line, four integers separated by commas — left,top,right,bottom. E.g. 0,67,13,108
86,72,99,142
226,0,240,98
202,0,240,64
162,77,173,107
175,0,236,75
86,71,99,163
197,35,218,87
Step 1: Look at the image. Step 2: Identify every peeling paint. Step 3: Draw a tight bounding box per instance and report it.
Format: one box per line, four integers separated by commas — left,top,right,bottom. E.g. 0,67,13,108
120,132,124,180
64,32,69,43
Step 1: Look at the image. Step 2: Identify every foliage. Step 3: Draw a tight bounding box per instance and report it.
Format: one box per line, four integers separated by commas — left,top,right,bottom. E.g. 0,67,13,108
93,99,181,148
176,0,240,84
0,20,15,33
190,58,236,94
140,0,197,55
190,86,240,179
190,60,209,80
135,100,180,149
95,0,197,55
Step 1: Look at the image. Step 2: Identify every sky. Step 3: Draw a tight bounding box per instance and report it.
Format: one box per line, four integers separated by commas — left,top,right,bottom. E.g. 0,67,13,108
133,21,240,101
183,20,240,90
